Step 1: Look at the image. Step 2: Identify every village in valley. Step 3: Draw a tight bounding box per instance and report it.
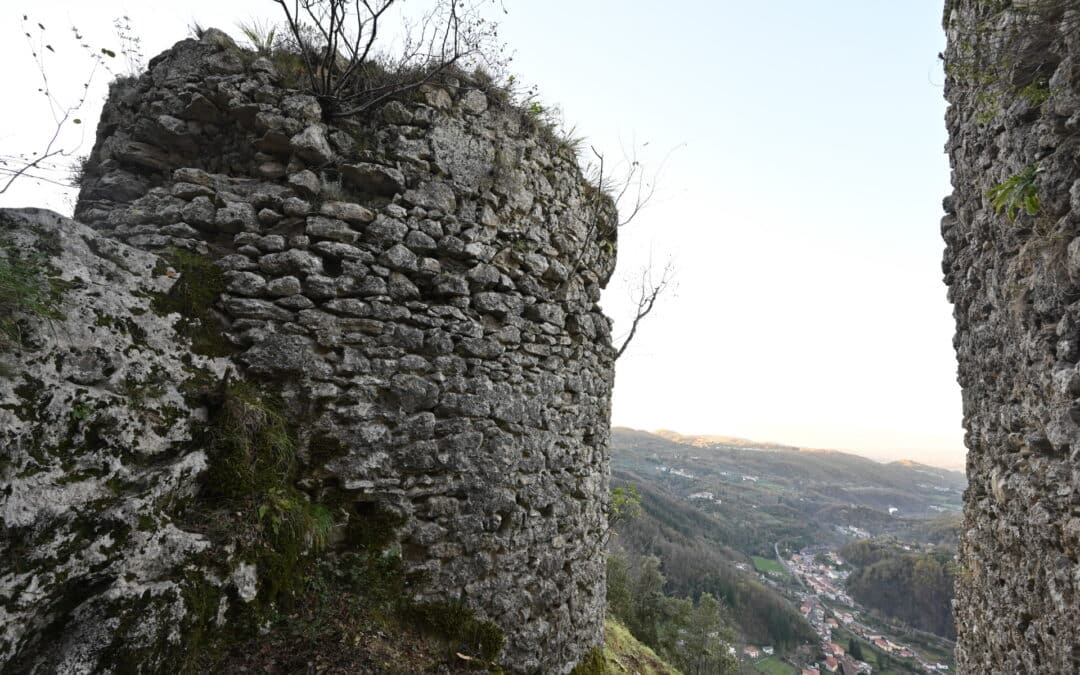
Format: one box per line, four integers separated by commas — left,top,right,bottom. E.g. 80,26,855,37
610,428,964,675
736,547,954,675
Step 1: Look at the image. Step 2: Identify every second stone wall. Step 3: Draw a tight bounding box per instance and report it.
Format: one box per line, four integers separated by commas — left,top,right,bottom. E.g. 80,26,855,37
942,1,1080,672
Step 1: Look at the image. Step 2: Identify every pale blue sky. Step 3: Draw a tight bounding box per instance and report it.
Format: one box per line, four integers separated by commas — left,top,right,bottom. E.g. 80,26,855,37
0,1,963,467
509,1,962,468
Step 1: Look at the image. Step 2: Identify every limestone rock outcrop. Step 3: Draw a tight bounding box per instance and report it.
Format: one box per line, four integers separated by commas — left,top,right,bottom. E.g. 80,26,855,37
2,28,617,674
942,1,1080,671
0,208,228,672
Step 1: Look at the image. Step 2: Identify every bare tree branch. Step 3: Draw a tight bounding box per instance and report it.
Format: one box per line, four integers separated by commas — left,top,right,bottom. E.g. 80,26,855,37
1,16,99,197
271,0,501,118
614,261,675,360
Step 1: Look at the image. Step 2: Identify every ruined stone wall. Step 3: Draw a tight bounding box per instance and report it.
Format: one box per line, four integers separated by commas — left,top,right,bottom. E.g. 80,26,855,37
70,29,616,673
942,1,1080,671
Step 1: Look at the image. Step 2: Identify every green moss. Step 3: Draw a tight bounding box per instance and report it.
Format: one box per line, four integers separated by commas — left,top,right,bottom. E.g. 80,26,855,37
340,502,406,552
256,490,334,602
1018,79,1051,106
307,432,350,467
176,579,225,674
70,402,95,422
7,377,46,422
205,381,295,497
95,583,221,675
196,379,336,605
406,601,505,662
570,647,608,675
122,375,169,410
150,249,233,356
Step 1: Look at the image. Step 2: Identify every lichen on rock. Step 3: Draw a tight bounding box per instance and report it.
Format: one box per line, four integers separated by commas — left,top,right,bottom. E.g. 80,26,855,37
0,207,229,672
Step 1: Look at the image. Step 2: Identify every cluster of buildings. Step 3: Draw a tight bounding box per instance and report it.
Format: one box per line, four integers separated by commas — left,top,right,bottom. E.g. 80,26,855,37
656,465,695,479
741,645,775,659
786,549,951,674
791,596,874,674
788,551,854,606
834,524,871,539
687,491,723,505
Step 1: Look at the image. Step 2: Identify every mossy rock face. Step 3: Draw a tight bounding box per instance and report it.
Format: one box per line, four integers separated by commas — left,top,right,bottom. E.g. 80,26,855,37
406,601,506,662
0,208,231,672
150,248,233,357
0,209,346,673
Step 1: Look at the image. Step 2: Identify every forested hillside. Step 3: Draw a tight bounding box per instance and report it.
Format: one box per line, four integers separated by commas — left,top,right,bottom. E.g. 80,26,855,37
841,539,956,639
610,473,817,652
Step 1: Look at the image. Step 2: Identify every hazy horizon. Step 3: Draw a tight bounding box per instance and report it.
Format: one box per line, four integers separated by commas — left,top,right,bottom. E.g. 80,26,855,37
614,425,967,472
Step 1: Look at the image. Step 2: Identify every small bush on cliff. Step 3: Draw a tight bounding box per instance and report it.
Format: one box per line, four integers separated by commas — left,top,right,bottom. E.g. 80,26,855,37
406,601,506,662
569,647,607,675
269,0,505,118
206,380,295,496
190,378,334,605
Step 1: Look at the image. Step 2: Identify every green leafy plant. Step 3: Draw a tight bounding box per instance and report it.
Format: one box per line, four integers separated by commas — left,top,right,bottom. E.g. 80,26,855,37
70,402,95,422
987,163,1041,221
610,483,643,530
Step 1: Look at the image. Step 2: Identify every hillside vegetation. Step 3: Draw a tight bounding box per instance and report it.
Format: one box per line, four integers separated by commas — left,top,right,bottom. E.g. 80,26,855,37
840,539,957,639
607,428,964,660
598,618,683,675
611,474,816,650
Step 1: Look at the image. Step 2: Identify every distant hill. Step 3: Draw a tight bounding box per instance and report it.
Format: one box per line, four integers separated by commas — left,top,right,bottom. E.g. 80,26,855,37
608,428,966,658
651,429,784,449
629,428,967,473
611,428,965,553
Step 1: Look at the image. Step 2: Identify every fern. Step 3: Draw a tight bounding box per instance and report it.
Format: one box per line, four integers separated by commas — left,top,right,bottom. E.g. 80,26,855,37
987,164,1041,221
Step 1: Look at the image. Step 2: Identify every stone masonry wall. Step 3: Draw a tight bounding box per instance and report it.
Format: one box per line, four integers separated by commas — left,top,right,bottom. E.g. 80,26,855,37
72,30,617,673
942,1,1080,672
